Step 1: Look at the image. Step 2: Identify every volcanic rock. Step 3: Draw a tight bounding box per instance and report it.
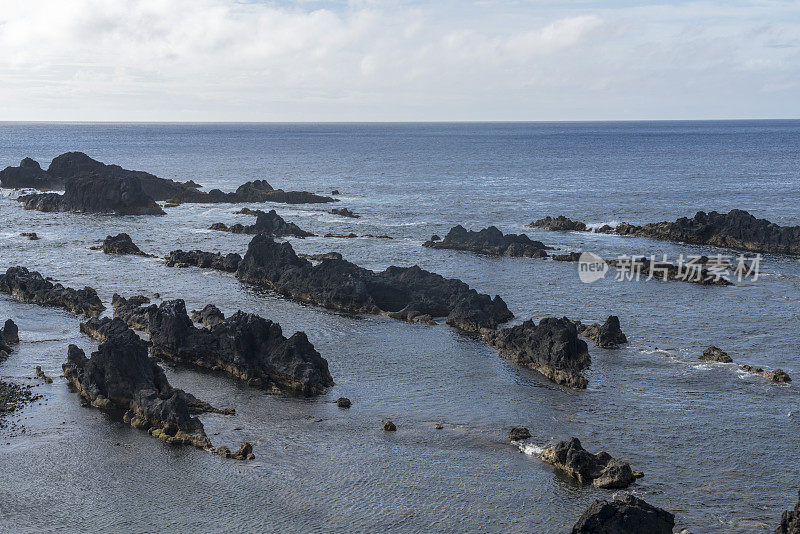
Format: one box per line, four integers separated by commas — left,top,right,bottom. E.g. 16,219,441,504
571,495,675,534
423,225,550,258
541,437,638,489
0,267,104,318
529,215,587,232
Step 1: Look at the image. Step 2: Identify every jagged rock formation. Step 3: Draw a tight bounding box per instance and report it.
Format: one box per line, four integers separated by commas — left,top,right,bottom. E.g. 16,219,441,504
215,442,255,460
209,209,314,237
191,304,225,327
101,233,149,256
330,208,359,218
0,157,63,189
234,234,512,332
18,174,165,215
423,225,550,258
572,316,628,349
80,317,134,342
165,250,242,272
615,210,800,255
541,438,640,489
63,330,212,449
700,346,733,363
112,294,157,332
114,298,333,396
777,490,800,534
0,267,104,318
485,317,590,388
529,215,587,232
571,495,675,534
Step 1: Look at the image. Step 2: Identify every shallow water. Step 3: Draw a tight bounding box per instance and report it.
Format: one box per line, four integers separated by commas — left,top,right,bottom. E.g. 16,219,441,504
1,121,800,533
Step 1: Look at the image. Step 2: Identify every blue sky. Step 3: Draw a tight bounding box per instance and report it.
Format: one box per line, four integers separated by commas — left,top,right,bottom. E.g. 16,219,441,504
0,0,798,121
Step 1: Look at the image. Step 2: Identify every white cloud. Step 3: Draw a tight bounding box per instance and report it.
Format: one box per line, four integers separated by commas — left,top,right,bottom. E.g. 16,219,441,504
0,0,798,120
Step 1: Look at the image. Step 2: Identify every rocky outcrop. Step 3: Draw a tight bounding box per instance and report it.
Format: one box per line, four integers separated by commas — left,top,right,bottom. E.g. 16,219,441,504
608,256,733,286
21,232,39,240
0,158,63,189
529,215,587,232
615,210,800,256
191,304,225,327
0,267,104,318
165,250,242,272
116,298,333,396
209,209,314,237
330,208,359,218
485,318,590,388
423,225,550,258
18,174,165,216
508,426,531,441
215,442,255,460
235,234,512,333
2,319,19,345
63,330,211,449
573,316,628,349
777,490,800,534
80,317,135,342
740,366,792,383
112,294,157,332
700,346,732,363
571,495,675,534
541,438,640,489
337,397,351,408
101,233,149,256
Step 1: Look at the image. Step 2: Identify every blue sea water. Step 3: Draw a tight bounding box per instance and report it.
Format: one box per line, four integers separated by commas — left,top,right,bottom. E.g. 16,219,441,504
1,121,799,533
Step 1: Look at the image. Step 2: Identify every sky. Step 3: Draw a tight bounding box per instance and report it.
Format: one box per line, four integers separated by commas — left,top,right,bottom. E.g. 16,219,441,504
0,0,799,122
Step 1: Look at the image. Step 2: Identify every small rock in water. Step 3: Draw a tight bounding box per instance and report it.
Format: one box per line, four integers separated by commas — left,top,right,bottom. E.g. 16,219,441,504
2,319,19,345
434,423,444,430
216,442,255,460
507,426,531,442
35,366,53,383
765,369,792,383
21,232,39,240
699,346,733,363
336,397,351,408
383,421,397,431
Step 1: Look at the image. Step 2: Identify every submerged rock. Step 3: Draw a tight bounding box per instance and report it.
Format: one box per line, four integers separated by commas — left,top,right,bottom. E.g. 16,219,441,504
614,209,800,256
529,215,587,232
508,426,531,442
18,174,165,216
234,234,512,333
118,298,333,396
0,267,104,318
216,442,255,460
571,495,675,534
101,233,149,256
63,331,211,449
330,207,360,218
383,421,397,431
485,318,590,388
423,225,550,258
777,490,800,534
573,316,628,349
337,397,352,408
165,250,242,272
0,157,63,189
541,438,638,489
700,346,733,363
21,232,39,240
191,304,225,327
209,209,314,237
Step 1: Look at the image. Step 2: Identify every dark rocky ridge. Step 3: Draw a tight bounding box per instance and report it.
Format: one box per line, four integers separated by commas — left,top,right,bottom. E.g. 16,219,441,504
0,267,104,318
209,209,314,237
571,495,675,534
572,316,628,349
63,330,212,449
423,225,550,258
112,294,157,332
234,234,512,332
0,158,63,189
540,437,640,489
529,215,587,232
484,317,590,388
5,152,334,204
191,304,225,327
3,319,19,345
165,250,242,272
101,233,150,256
18,174,166,216
330,208,359,218
113,298,333,396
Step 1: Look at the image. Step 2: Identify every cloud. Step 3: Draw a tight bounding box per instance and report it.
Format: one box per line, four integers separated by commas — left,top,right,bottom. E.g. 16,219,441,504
0,0,798,120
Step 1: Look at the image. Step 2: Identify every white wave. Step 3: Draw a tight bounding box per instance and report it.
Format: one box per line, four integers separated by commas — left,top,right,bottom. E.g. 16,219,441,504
586,221,621,232
518,442,544,456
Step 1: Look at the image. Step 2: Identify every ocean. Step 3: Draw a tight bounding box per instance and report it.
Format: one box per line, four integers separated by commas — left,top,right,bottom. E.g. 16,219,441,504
1,121,799,533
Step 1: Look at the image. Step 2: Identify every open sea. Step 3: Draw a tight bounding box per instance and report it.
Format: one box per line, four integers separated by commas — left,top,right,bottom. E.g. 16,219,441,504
1,121,799,533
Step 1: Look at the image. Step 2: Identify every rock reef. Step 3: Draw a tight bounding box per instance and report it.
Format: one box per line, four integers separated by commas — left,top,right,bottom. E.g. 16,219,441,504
63,330,212,449
234,234,512,332
0,157,63,190
101,233,150,256
541,438,640,489
1,319,19,354
571,495,675,534
18,174,165,216
209,209,314,237
529,215,587,232
573,316,628,349
423,225,550,258
700,346,732,363
485,317,590,388
165,250,242,272
0,267,104,318
113,298,333,396
330,208,359,218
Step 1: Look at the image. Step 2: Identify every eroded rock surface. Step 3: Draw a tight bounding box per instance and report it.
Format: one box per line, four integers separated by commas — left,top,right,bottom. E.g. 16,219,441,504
573,316,628,349
571,495,674,534
423,225,550,258
165,250,242,272
541,438,639,489
101,233,149,256
0,267,104,318
209,209,313,237
0,157,63,189
485,318,590,388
